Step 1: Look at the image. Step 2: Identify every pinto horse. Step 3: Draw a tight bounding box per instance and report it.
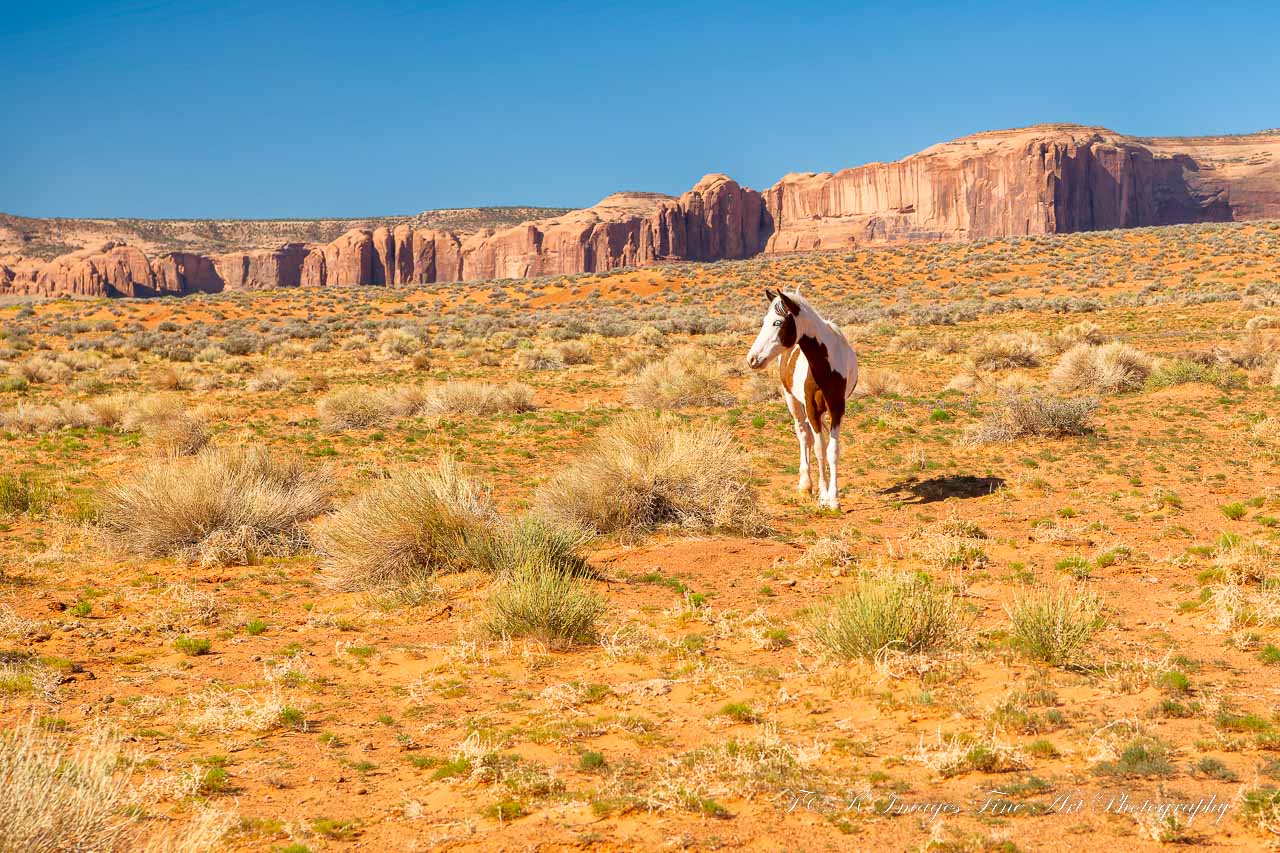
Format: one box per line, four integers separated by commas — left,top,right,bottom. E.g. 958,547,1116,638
746,289,858,510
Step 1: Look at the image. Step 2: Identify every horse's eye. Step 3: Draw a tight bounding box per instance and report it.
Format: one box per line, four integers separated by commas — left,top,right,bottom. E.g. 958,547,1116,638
773,320,782,327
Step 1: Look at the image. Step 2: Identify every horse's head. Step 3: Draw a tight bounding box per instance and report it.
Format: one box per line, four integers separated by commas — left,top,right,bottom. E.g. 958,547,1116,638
746,288,800,370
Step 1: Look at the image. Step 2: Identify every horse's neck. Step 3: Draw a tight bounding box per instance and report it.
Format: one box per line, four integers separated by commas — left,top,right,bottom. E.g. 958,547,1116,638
795,308,853,382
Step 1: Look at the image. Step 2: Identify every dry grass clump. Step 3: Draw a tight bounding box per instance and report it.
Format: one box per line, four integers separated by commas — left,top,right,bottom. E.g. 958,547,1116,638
812,573,959,660
630,345,735,408
0,718,128,853
535,414,764,539
1221,329,1280,370
313,457,499,590
555,340,593,365
741,369,779,403
484,563,603,648
853,368,908,398
1253,416,1280,444
970,331,1048,370
376,327,425,359
105,393,210,456
148,414,211,457
247,366,297,392
12,355,72,385
1006,587,1103,666
964,390,1097,445
0,605,42,641
614,349,660,374
1051,320,1104,352
0,401,97,434
1050,342,1153,393
887,329,928,352
514,347,565,371
317,386,405,431
98,446,331,566
418,382,536,417
914,733,1029,778
1272,359,1280,387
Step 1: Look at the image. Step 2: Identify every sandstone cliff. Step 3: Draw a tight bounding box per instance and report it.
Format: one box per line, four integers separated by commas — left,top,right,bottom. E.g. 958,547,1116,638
5,124,1278,298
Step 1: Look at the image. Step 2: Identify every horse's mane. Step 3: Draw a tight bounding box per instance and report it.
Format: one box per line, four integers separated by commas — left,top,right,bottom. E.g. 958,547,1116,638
780,290,851,345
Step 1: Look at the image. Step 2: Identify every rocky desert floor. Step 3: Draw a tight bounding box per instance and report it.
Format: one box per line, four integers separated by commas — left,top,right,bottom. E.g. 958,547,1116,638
4,220,1280,852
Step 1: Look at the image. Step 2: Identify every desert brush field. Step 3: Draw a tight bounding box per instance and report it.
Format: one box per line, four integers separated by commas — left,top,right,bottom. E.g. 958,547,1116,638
5,220,1280,852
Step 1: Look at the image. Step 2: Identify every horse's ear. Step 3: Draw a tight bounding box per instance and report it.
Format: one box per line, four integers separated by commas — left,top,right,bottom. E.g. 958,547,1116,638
763,288,776,303
778,291,801,315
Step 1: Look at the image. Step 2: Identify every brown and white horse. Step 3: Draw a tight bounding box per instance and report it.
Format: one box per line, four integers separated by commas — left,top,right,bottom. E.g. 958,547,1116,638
746,289,858,510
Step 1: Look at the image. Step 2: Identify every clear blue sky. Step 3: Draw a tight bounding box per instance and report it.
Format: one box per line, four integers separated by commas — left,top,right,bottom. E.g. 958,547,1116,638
3,0,1277,219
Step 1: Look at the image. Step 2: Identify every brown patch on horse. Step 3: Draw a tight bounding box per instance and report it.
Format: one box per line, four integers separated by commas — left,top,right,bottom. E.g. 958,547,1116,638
779,345,801,391
796,334,847,432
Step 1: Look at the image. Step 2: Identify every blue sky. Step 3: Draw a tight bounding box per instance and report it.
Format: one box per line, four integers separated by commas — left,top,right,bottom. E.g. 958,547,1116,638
2,0,1277,218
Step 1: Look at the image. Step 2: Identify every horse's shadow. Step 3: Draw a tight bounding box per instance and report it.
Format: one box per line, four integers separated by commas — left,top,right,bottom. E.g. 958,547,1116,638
877,474,1005,505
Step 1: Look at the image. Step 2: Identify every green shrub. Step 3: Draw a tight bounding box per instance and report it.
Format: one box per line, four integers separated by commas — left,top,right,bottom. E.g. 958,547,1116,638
813,573,959,660
1007,587,1102,666
484,564,603,648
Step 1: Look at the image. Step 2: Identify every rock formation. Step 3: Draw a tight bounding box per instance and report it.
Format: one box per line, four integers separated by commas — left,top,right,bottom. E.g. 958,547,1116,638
4,124,1278,298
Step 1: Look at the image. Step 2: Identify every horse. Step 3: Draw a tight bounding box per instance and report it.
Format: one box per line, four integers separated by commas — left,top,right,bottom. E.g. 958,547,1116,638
746,289,858,510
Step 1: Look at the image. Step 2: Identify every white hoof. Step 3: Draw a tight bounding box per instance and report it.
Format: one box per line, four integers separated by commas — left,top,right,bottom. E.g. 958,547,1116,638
797,479,813,494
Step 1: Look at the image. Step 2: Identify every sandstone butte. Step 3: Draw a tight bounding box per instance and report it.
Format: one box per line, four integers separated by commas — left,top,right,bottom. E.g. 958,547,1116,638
4,123,1279,298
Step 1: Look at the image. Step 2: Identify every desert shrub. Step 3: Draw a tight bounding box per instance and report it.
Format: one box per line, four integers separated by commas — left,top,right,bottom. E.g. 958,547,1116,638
487,515,593,578
148,411,211,457
484,564,603,647
316,387,404,431
970,332,1047,370
98,446,331,566
247,366,297,392
418,382,536,417
555,340,593,365
1223,330,1279,369
614,349,659,374
964,391,1097,445
514,347,565,371
742,369,779,404
534,414,764,539
634,326,665,347
1051,320,1104,352
1007,587,1103,666
1145,359,1246,391
630,345,735,408
1050,343,1152,394
312,457,499,590
813,573,959,660
376,327,424,359
0,719,128,852
12,356,71,385
0,473,51,517
853,368,908,398
105,393,210,456
154,364,196,391
0,401,96,434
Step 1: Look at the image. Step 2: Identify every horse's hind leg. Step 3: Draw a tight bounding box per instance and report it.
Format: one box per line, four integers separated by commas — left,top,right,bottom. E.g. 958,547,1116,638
785,396,814,493
822,423,841,511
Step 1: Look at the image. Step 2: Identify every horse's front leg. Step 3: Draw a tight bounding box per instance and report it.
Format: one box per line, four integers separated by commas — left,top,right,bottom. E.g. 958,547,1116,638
793,418,814,493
